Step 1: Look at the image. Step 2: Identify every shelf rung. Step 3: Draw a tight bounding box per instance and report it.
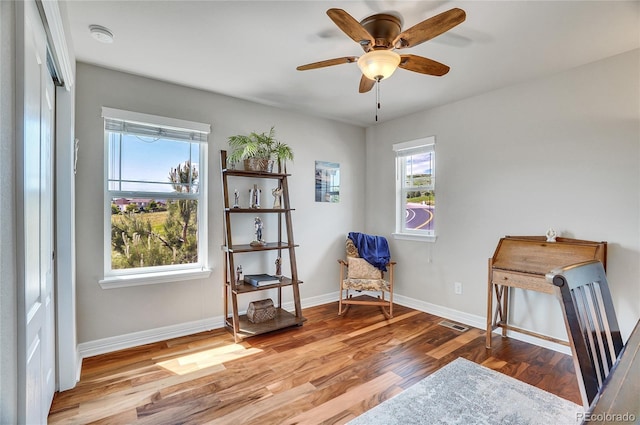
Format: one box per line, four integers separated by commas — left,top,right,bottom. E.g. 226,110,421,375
223,242,299,253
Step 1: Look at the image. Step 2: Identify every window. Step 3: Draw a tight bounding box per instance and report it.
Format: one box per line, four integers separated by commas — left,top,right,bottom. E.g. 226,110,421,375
393,137,436,242
100,107,211,287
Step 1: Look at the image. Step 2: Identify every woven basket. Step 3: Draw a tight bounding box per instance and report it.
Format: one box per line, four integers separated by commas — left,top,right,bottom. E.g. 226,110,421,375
244,158,273,172
247,299,276,323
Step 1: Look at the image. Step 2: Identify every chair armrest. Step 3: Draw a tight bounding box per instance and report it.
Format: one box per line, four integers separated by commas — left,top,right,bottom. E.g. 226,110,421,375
384,261,396,282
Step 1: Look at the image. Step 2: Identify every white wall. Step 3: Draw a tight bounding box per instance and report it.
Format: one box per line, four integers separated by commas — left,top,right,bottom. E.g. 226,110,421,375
0,1,17,421
74,63,365,345
366,49,640,342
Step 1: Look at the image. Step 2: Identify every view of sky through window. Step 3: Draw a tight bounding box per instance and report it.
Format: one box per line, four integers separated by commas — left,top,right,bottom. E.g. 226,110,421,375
109,134,200,193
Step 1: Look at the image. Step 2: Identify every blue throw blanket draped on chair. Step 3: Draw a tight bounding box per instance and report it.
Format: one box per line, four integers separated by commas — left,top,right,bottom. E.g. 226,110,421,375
348,232,390,271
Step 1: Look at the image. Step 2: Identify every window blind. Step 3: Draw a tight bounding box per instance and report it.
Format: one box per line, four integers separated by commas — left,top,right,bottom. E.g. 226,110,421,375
393,136,435,157
102,107,210,143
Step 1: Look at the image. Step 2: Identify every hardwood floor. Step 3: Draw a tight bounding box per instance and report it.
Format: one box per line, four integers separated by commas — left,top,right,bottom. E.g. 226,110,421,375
48,302,581,424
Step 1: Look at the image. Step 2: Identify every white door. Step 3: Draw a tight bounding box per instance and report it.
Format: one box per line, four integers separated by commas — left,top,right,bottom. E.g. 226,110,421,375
21,1,56,422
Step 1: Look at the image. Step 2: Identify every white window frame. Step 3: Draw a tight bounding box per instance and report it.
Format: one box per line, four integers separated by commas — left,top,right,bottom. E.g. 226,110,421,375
99,107,211,288
392,136,437,242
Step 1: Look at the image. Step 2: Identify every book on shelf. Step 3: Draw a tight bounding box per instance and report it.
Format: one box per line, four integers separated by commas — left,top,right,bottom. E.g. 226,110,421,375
244,273,281,287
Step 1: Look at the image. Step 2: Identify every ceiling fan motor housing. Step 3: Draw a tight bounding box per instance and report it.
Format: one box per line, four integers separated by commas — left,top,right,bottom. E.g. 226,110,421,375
360,14,402,50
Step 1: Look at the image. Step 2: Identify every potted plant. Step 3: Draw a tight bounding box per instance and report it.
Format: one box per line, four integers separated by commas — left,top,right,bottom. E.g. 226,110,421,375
227,127,293,172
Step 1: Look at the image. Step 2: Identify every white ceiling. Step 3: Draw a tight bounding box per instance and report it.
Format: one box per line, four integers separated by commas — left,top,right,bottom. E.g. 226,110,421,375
64,1,639,127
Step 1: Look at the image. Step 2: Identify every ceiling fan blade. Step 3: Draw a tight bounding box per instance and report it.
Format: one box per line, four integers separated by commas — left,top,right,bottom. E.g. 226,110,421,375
296,56,358,71
359,75,375,93
327,8,375,49
399,54,450,76
393,8,466,49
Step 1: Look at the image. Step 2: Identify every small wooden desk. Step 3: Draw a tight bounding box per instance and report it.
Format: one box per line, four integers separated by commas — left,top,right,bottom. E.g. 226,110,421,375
582,319,640,424
486,236,607,348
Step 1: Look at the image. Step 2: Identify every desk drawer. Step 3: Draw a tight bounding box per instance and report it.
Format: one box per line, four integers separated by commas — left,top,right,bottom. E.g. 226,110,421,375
492,269,556,294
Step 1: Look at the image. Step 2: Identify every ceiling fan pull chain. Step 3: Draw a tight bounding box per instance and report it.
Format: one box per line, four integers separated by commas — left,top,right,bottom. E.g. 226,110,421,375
375,79,380,122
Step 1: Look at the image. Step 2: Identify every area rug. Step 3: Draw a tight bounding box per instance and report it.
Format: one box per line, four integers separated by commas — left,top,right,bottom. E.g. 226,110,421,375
347,357,582,425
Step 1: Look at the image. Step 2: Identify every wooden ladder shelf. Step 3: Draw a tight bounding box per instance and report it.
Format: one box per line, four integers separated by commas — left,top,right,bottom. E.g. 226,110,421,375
220,150,305,342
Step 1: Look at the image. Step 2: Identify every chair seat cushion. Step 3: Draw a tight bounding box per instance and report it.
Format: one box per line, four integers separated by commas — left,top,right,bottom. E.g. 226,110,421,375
343,278,390,291
347,257,382,279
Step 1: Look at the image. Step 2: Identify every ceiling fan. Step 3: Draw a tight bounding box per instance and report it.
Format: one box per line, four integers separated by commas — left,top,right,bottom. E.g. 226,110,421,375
297,7,466,93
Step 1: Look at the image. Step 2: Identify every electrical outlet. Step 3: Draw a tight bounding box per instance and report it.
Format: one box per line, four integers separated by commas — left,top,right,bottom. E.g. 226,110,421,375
454,282,463,295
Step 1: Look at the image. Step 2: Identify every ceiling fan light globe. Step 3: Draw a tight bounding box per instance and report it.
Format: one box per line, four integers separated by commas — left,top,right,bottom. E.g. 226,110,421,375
357,50,401,81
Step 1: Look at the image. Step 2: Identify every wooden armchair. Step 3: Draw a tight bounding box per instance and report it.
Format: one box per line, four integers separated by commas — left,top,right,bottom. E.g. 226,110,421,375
338,237,395,319
547,260,624,409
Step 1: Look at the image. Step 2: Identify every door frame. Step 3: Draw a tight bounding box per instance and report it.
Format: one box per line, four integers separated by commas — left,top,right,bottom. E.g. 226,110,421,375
37,0,79,392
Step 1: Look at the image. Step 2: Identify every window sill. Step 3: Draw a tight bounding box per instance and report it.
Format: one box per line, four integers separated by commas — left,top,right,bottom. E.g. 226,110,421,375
392,233,437,243
99,268,212,289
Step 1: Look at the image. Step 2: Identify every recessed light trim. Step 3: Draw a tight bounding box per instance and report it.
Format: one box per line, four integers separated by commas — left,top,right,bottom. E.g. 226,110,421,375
89,25,114,43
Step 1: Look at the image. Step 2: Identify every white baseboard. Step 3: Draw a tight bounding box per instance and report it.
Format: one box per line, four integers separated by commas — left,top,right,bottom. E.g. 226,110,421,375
393,293,486,328
76,292,341,362
77,291,569,370
77,316,224,360
392,293,571,355
300,291,340,309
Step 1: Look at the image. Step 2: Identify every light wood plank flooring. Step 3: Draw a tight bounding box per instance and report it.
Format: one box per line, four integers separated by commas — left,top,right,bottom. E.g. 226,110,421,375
49,302,581,424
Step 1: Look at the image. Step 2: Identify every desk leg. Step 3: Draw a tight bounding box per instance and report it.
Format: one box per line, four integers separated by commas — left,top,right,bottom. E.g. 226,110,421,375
488,283,510,347
502,286,509,338
492,286,505,326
